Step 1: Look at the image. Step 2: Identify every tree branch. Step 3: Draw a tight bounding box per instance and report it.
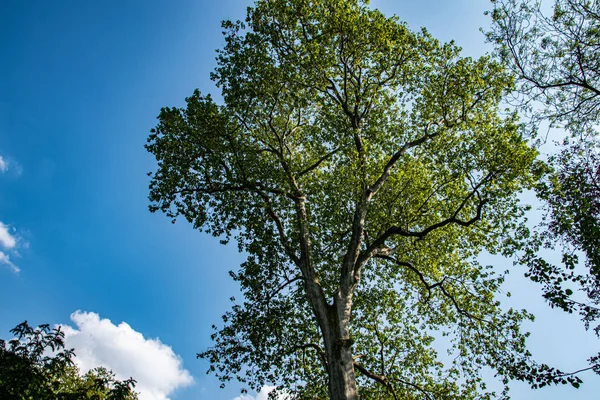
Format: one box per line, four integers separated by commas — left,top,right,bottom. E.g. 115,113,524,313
353,361,398,400
390,376,435,400
368,121,442,199
373,255,485,322
360,187,488,265
297,147,342,177
260,194,301,267
265,276,304,303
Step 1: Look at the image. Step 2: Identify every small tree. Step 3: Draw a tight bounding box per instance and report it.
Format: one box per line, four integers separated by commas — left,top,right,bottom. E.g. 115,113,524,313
488,0,600,376
0,321,138,399
147,0,569,398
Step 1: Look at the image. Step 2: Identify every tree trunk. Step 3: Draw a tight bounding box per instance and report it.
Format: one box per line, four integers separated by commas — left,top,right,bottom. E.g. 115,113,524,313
324,335,359,400
320,299,359,400
303,267,359,399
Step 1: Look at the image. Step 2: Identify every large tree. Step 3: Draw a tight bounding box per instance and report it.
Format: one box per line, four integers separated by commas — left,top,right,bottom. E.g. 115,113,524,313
147,0,564,398
488,0,600,376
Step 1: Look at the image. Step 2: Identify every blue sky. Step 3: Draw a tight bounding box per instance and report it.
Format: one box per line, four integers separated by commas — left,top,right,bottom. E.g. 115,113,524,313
0,0,598,399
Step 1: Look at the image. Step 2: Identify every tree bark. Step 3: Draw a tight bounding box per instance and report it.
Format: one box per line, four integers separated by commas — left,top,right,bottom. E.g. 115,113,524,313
304,279,359,399
324,336,358,400
321,300,359,400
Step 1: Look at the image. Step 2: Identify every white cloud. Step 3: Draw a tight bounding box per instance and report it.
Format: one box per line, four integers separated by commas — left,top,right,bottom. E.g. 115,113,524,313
0,222,20,273
0,155,23,177
60,311,194,400
0,222,17,249
0,251,20,273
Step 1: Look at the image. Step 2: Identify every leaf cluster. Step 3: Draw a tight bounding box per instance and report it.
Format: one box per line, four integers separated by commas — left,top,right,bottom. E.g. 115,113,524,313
0,321,138,400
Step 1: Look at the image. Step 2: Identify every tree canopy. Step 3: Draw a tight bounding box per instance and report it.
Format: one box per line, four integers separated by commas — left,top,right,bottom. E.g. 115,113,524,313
0,321,138,400
488,0,600,377
147,0,573,398
487,0,600,129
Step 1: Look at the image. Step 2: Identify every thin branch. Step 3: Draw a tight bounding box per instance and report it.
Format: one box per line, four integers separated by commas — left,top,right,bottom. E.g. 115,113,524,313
374,255,444,301
368,121,442,199
374,255,485,322
265,276,305,303
557,365,598,377
260,193,301,267
353,361,398,400
390,376,435,400
361,190,488,264
298,147,342,177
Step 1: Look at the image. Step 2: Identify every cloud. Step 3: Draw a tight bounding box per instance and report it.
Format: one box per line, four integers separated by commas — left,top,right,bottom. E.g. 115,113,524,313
0,222,17,249
0,222,20,273
0,155,23,177
0,156,7,172
60,311,194,400
0,251,20,273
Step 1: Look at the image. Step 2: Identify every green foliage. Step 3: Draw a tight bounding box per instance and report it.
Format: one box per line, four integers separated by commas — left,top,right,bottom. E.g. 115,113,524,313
147,0,563,397
488,0,600,378
0,321,138,400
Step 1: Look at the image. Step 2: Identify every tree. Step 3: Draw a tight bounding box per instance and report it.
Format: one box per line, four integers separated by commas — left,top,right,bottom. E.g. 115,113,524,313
487,0,600,130
488,0,600,376
146,0,568,398
0,321,138,399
